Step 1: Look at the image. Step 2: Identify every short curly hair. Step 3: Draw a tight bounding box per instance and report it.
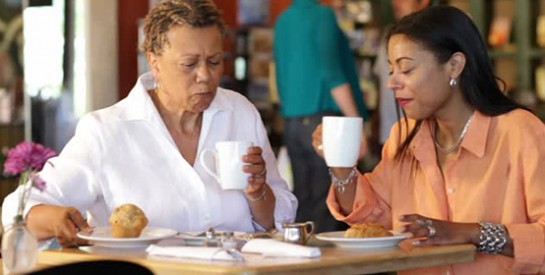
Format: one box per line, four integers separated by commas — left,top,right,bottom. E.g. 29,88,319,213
141,0,225,55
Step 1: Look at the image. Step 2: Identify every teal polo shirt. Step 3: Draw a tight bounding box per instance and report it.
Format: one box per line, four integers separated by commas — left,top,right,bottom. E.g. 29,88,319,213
273,0,367,119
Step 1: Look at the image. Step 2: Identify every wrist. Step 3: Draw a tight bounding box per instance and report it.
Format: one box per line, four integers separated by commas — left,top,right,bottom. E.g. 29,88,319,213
329,167,358,193
246,186,267,202
467,223,481,244
476,221,507,254
330,167,354,179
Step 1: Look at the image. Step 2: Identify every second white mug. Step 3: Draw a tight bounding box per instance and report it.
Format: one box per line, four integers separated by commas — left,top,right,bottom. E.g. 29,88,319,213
322,116,363,167
200,141,253,190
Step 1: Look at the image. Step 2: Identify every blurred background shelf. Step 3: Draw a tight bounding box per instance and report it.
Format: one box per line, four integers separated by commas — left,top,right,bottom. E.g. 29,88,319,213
0,123,24,202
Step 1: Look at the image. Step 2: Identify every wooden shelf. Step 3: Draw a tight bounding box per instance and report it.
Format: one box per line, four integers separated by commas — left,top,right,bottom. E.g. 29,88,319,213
529,48,545,59
488,49,517,59
454,0,545,93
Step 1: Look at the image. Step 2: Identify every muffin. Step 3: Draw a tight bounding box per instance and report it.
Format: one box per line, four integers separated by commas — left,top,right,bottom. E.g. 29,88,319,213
344,222,393,238
109,204,148,238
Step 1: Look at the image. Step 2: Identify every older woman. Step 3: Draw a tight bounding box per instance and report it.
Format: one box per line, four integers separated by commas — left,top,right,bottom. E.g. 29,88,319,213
2,0,296,247
313,5,545,274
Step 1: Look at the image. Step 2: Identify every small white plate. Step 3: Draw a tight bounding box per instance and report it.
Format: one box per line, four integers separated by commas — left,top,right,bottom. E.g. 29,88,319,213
315,231,407,249
77,227,177,248
176,231,246,246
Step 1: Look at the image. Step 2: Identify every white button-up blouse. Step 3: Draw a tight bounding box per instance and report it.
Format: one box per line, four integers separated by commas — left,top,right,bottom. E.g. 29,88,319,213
2,73,297,233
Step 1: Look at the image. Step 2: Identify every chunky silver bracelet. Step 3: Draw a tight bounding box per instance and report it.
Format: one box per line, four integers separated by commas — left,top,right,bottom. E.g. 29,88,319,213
477,221,507,254
328,167,357,193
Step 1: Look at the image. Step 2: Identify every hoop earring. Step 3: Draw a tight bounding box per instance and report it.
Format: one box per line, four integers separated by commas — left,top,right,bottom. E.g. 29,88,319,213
449,78,457,87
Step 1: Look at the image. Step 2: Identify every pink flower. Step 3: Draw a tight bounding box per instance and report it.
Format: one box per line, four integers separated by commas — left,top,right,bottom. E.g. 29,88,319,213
2,141,55,221
4,141,56,176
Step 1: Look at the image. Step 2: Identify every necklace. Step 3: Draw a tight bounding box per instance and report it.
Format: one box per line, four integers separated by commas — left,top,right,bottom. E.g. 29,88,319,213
433,114,473,154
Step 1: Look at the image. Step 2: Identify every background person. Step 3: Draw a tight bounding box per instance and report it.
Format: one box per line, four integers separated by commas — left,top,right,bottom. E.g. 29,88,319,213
373,0,430,148
273,0,367,233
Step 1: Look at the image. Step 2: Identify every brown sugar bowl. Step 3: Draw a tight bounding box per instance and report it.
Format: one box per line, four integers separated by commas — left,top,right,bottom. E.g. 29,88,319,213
109,204,149,238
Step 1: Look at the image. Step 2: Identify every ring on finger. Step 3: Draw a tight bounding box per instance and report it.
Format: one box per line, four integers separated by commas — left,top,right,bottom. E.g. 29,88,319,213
427,225,436,237
256,169,266,178
416,219,432,227
317,144,323,150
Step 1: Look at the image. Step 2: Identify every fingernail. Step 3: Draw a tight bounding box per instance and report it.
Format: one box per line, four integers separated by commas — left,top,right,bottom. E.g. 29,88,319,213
412,240,421,246
398,215,406,220
404,232,414,238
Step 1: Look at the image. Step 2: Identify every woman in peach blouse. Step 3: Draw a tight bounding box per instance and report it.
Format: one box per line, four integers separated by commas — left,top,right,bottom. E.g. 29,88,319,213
312,6,545,274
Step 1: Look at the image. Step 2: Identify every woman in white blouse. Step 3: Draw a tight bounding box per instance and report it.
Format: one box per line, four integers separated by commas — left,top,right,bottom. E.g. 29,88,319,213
2,0,297,247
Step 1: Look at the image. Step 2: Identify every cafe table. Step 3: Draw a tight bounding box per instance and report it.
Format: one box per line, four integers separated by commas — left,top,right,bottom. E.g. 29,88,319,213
29,238,476,275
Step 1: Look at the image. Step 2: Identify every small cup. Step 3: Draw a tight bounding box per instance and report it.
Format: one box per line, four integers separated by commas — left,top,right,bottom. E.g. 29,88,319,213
282,221,315,245
200,141,253,190
322,116,363,167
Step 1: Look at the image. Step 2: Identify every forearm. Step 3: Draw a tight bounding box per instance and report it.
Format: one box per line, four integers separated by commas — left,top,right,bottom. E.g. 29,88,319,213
331,83,360,117
247,184,276,231
26,204,91,247
330,167,357,215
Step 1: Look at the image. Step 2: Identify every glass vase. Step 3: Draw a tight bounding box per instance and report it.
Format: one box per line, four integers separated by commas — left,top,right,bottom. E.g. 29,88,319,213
1,220,38,274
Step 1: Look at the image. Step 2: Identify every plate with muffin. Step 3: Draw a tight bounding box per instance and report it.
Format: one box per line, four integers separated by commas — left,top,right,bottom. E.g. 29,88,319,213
316,223,407,249
77,204,177,248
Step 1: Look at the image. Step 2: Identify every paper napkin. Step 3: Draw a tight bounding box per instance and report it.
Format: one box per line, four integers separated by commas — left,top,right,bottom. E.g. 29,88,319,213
146,245,240,261
241,239,321,258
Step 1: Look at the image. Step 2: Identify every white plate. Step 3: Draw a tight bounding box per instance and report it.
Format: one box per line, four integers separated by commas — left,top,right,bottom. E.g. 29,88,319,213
77,227,177,248
176,231,246,246
315,231,407,249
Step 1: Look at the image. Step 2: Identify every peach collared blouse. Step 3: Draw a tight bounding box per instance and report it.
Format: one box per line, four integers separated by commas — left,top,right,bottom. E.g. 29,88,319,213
327,109,545,274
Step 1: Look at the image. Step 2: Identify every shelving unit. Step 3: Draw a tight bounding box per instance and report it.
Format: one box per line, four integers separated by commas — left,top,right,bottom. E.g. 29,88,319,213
451,0,545,112
344,0,545,107
0,123,24,203
341,0,545,133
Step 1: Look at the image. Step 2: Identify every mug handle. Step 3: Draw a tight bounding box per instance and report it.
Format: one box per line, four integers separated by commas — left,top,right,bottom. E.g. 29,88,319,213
304,221,315,242
199,148,221,183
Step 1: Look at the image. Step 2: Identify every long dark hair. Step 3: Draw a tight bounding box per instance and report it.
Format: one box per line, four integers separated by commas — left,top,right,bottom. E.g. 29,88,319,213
386,5,526,159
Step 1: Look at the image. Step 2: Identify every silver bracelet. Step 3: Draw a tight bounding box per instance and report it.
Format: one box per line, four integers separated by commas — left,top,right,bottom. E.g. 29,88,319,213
328,167,357,193
477,221,507,254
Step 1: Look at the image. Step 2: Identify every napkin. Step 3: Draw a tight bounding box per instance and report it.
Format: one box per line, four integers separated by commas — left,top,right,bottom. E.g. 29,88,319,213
241,239,321,258
146,245,240,261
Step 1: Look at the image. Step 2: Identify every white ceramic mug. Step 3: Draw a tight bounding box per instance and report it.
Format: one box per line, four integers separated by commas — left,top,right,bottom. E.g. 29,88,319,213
322,116,363,167
200,141,253,190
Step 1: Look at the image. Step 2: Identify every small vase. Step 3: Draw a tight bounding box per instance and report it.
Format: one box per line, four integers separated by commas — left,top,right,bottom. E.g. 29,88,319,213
1,220,38,274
